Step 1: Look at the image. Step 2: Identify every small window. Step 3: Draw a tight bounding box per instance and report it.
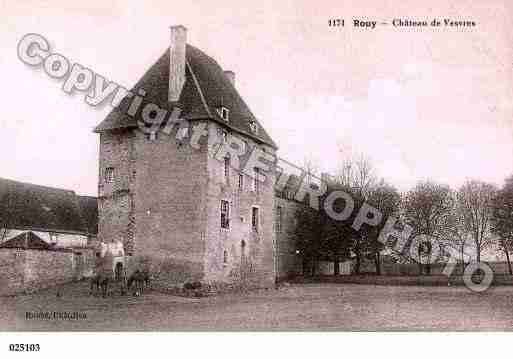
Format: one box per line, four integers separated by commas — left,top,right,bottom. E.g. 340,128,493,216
146,132,158,141
238,174,244,191
49,233,58,243
220,107,229,121
252,207,259,232
276,206,282,233
221,200,230,229
218,129,228,143
241,240,246,254
249,120,258,134
224,156,230,184
177,126,189,140
105,167,114,183
240,140,247,154
252,168,259,193
223,250,228,265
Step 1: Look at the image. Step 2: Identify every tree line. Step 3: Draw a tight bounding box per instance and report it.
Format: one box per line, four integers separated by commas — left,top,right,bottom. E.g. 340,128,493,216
285,155,513,276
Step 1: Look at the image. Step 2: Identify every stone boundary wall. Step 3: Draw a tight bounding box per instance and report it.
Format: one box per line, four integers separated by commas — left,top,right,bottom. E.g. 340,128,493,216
0,248,95,296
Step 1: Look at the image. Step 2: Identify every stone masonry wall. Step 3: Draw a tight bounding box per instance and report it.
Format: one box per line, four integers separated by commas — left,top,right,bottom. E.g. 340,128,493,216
0,248,94,296
98,131,134,250
23,249,74,291
131,125,208,285
0,249,25,295
203,122,276,288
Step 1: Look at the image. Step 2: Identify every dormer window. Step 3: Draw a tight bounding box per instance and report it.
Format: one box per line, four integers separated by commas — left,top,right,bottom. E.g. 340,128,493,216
218,106,229,122
249,120,258,134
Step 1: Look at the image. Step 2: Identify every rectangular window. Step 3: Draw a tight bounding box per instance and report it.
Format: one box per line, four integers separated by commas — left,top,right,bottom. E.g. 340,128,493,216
221,107,229,121
221,200,230,229
177,126,189,140
218,129,228,143
224,157,230,184
252,207,259,232
49,233,58,243
276,206,282,233
105,167,114,183
252,168,259,193
249,120,258,134
238,174,244,190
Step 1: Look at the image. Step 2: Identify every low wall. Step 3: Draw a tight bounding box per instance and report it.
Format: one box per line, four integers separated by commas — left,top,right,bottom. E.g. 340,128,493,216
317,261,352,275
0,248,95,296
0,250,26,295
362,261,513,277
292,274,513,286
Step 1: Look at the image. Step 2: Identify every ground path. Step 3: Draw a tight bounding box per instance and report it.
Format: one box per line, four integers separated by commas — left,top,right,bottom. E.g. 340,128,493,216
2,281,513,330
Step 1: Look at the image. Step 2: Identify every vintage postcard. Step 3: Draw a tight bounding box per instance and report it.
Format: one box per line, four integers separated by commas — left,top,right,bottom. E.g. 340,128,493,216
1,0,513,347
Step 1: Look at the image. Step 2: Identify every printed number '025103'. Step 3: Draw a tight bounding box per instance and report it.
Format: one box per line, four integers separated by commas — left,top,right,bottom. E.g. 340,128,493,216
9,344,40,352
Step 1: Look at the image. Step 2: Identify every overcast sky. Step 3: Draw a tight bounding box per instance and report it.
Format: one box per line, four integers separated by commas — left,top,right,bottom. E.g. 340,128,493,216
1,0,512,195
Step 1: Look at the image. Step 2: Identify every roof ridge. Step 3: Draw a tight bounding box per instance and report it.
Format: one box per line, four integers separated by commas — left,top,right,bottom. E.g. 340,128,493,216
0,177,77,194
77,195,97,199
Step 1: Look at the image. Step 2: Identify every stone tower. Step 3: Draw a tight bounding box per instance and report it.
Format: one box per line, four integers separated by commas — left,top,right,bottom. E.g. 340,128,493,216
94,26,278,288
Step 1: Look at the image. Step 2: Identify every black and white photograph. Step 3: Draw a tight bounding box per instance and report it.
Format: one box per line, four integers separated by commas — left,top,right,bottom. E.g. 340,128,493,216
1,0,513,356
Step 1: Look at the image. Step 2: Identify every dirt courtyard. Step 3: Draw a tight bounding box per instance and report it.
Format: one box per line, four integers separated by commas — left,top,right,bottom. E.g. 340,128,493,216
2,282,513,331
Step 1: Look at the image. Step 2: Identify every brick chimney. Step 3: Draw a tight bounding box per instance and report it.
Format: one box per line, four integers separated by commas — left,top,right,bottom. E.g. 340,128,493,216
169,25,187,102
224,70,235,87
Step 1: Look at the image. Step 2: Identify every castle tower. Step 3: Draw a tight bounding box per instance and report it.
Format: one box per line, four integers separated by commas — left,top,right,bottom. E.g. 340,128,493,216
94,26,278,287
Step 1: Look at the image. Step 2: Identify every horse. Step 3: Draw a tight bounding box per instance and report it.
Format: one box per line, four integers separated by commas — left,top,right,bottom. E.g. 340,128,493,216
127,269,152,295
89,273,110,297
142,269,152,288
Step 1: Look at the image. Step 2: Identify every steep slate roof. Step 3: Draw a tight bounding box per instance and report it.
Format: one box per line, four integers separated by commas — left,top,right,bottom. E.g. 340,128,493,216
0,231,50,250
0,178,98,235
95,45,277,149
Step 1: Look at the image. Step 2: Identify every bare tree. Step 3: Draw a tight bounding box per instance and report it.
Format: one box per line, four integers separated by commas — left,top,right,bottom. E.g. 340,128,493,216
491,175,513,274
334,151,378,274
443,203,473,273
302,156,320,185
456,180,497,263
403,180,454,274
335,152,376,199
365,180,401,274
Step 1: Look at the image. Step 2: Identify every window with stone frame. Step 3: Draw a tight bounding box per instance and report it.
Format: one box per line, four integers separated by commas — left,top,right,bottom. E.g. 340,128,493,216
238,173,244,191
49,232,58,244
224,156,230,184
252,168,259,193
252,206,259,232
220,200,230,229
276,206,282,233
218,128,228,144
105,167,115,183
220,107,229,121
249,120,258,134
